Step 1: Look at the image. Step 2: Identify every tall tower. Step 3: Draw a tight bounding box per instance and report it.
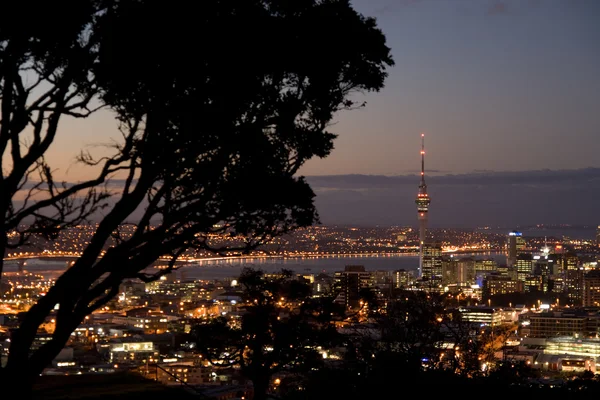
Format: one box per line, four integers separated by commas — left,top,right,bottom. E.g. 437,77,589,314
415,133,431,277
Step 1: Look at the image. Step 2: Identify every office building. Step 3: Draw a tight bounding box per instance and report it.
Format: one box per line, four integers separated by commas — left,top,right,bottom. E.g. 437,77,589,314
507,231,526,267
516,254,533,282
584,270,600,307
334,265,373,309
421,242,443,291
482,275,523,298
563,253,583,304
393,269,413,289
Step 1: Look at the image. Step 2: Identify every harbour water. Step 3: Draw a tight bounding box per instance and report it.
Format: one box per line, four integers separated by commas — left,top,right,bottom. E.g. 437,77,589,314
152,252,509,281
4,253,508,281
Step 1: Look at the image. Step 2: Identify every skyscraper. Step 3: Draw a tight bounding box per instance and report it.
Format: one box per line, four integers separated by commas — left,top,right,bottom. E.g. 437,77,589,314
333,265,374,309
507,231,526,267
583,270,600,307
415,134,431,277
393,269,413,289
562,252,583,304
515,253,533,282
422,241,443,291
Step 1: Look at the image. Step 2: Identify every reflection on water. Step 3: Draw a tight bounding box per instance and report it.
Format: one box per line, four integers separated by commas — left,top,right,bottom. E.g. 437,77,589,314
6,253,508,281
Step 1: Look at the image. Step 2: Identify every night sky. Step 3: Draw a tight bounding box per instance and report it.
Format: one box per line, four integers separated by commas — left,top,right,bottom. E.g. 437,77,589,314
47,0,600,227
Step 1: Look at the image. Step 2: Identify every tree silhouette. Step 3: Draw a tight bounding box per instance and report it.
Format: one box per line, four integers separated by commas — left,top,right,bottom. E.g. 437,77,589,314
377,291,446,372
192,268,341,400
0,0,393,387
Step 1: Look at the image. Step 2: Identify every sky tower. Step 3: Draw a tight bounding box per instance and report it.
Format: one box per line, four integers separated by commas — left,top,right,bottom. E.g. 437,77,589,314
415,133,431,277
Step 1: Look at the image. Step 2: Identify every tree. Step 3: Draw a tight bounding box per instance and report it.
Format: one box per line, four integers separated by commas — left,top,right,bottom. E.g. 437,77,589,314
377,291,446,372
488,360,540,386
192,268,341,400
0,0,393,387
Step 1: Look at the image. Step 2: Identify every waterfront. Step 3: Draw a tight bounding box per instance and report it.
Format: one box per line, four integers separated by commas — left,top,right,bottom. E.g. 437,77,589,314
3,253,509,281
177,252,508,281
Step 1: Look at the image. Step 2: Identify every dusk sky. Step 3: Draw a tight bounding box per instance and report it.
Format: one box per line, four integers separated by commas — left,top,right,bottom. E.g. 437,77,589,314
301,0,600,176
304,0,600,228
48,0,600,227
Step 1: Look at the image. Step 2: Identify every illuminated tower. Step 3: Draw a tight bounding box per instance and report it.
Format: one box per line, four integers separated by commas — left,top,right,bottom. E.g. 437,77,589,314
415,133,431,277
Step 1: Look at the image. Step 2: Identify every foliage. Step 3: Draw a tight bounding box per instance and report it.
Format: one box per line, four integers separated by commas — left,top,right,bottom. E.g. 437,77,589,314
487,360,541,384
0,0,393,384
192,268,341,400
377,291,446,370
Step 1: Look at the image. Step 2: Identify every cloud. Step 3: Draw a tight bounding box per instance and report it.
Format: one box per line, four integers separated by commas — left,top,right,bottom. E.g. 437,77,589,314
307,168,600,189
306,169,600,227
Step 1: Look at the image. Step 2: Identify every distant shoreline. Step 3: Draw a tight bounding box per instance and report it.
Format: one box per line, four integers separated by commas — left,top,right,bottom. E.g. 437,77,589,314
181,249,505,263
2,249,505,263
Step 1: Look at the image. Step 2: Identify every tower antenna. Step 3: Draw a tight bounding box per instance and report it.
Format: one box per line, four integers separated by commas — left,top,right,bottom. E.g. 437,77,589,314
421,133,426,185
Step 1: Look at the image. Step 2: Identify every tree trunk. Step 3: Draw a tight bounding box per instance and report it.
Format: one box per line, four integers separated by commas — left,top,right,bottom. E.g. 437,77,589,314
0,221,8,280
0,364,36,399
6,284,62,370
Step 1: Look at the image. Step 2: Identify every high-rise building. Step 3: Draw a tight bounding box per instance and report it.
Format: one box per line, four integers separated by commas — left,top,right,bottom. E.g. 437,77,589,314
441,256,458,286
583,270,600,307
372,270,393,297
415,134,431,277
475,259,497,276
442,256,476,286
496,264,510,277
482,275,523,298
313,273,333,296
333,265,373,309
393,269,413,289
562,252,583,304
516,254,533,282
524,275,543,293
421,242,443,291
507,231,526,267
532,255,556,293
458,257,476,284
